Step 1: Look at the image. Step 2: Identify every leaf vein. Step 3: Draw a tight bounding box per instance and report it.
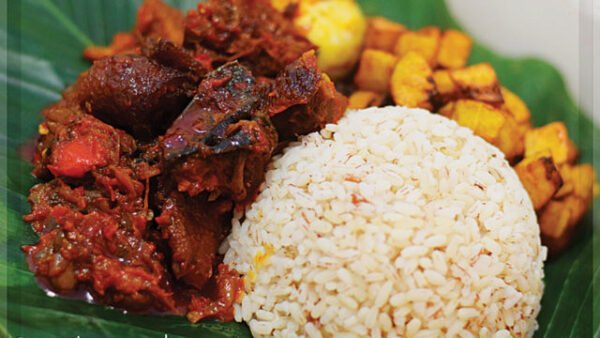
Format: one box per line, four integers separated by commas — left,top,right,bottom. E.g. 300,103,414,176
39,0,94,47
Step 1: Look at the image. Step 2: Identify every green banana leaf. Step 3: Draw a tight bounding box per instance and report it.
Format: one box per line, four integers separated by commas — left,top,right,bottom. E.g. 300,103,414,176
1,0,598,337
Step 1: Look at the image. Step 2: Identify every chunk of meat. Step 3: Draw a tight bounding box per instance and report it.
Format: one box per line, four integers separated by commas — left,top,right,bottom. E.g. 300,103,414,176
155,192,231,290
184,0,315,76
141,39,207,77
268,51,348,140
32,100,83,179
187,264,244,323
84,0,185,60
22,171,177,312
75,55,197,140
267,51,322,114
35,114,135,179
162,62,277,203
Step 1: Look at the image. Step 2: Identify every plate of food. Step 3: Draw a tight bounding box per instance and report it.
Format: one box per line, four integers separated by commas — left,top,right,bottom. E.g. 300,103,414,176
2,0,598,337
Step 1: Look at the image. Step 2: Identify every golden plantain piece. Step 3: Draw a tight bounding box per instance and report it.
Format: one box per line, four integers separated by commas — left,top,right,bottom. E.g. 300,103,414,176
439,100,505,141
432,70,456,95
450,63,503,105
524,122,571,165
539,198,575,256
495,114,525,162
439,99,523,161
348,90,386,109
500,86,531,125
437,29,472,69
515,155,563,210
539,163,596,255
354,49,398,93
390,52,434,109
364,17,407,52
432,69,459,107
561,164,596,204
393,26,441,66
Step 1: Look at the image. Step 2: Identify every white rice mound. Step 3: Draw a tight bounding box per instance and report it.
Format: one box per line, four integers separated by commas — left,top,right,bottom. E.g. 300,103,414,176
223,107,546,338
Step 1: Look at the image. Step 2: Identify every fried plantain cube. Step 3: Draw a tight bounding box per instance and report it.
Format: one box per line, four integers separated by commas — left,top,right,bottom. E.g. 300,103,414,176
562,163,595,203
437,29,472,69
393,26,441,66
524,122,572,165
354,49,398,93
390,52,434,109
439,100,504,142
449,63,503,105
496,114,525,162
515,155,563,210
554,161,588,199
348,90,386,109
539,163,596,255
539,198,575,256
440,99,524,161
566,139,579,164
500,86,531,125
364,17,407,52
432,69,460,107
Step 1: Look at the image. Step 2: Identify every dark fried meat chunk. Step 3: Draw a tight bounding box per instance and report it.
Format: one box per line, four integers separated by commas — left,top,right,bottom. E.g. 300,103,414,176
75,55,197,140
184,0,315,77
141,39,207,78
155,192,231,290
22,171,177,313
267,51,349,140
162,62,277,204
275,72,347,138
84,0,185,60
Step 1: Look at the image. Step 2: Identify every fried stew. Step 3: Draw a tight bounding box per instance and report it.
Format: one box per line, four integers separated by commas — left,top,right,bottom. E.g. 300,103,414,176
24,0,347,322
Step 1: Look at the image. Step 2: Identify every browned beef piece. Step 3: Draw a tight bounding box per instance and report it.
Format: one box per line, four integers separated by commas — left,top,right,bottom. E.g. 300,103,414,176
162,62,277,204
75,55,197,140
272,75,348,140
184,0,315,77
141,39,207,78
155,191,231,290
266,51,349,140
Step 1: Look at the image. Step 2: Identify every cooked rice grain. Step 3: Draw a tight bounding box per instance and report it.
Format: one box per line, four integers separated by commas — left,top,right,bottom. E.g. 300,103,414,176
223,107,546,338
